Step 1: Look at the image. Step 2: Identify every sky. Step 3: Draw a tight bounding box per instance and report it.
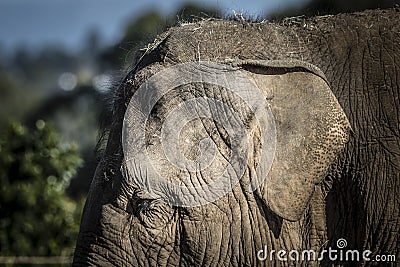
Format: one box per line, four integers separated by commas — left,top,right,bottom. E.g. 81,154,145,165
0,0,308,53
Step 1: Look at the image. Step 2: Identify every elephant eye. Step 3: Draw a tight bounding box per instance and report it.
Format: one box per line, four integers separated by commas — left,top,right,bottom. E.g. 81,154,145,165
134,197,175,229
120,164,177,229
136,199,151,210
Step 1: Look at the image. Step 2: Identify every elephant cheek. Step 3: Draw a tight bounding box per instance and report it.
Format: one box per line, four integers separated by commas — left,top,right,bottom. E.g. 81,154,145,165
180,217,230,266
75,202,181,266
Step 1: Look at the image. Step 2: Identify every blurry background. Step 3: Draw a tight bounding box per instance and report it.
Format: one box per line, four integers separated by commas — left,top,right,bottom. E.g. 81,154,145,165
0,0,398,264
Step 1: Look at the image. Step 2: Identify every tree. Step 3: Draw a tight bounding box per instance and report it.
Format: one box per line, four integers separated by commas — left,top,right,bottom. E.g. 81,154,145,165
100,3,221,69
0,120,84,256
0,66,39,129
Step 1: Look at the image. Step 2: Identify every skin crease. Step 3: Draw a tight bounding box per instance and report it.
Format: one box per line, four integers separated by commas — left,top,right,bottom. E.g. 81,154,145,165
74,9,400,266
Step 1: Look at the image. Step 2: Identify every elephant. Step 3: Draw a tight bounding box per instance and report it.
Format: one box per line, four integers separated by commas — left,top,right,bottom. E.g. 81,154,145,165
73,8,399,266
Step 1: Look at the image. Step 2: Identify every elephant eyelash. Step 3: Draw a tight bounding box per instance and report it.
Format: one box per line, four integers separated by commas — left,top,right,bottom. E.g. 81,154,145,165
136,199,152,212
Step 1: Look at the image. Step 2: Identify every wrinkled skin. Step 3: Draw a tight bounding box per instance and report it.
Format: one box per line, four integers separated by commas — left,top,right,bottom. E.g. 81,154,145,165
74,9,399,266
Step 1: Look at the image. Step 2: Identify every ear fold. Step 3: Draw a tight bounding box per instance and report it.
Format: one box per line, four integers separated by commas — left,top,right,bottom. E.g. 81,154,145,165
240,62,350,221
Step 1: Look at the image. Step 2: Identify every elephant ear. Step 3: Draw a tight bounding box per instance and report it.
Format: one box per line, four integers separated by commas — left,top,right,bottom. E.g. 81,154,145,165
237,60,350,221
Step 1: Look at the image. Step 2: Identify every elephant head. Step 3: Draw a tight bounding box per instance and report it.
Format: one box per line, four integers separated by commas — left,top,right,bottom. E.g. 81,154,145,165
74,8,400,266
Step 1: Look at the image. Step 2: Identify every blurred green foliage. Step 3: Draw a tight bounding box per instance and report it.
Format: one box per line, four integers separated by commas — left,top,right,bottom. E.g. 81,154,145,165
101,3,221,69
0,120,84,256
0,67,39,129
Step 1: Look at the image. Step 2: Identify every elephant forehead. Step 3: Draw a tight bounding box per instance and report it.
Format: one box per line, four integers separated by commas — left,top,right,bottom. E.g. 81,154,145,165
122,62,276,208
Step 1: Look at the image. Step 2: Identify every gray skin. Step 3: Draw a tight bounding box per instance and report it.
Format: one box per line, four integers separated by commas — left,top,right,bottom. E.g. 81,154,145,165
74,9,399,266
